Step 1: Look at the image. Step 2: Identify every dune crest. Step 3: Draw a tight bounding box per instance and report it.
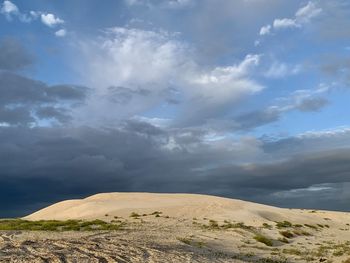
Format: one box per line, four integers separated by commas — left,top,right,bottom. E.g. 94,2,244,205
24,192,349,226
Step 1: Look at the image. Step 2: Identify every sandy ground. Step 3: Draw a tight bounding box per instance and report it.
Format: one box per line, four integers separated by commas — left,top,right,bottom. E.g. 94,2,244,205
1,192,350,262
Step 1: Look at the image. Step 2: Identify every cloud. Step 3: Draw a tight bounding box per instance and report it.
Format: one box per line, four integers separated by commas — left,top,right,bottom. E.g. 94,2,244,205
232,84,330,130
0,0,18,19
259,1,322,35
1,121,350,216
124,0,194,9
296,97,329,112
321,55,350,86
0,71,88,126
55,29,67,37
0,0,31,22
264,61,301,78
40,13,64,27
75,27,263,127
295,1,322,23
314,1,350,40
0,38,33,71
0,1,65,34
259,24,271,36
273,18,299,29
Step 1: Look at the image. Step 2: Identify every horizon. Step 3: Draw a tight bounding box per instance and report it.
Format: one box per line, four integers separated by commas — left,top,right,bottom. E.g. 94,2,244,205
1,0,350,217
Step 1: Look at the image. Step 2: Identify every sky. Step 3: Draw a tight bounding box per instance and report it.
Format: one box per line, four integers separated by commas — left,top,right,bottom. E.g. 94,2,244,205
0,0,350,217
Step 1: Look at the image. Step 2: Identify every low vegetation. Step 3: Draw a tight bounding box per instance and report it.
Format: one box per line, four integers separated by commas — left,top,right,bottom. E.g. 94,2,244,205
279,230,294,238
275,221,292,228
0,219,125,231
130,212,141,218
200,219,255,231
177,237,205,248
254,234,273,246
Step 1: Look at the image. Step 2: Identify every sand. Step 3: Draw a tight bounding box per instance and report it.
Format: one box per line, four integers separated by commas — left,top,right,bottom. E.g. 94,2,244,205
1,192,350,262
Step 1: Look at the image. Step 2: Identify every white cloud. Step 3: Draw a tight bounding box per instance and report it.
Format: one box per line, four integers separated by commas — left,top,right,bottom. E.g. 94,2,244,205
264,62,301,78
166,0,193,9
1,2,66,28
259,24,271,35
295,1,322,23
273,18,299,29
260,1,322,35
29,10,40,19
41,13,64,27
55,29,67,37
124,0,193,9
0,0,18,16
297,126,350,139
74,27,263,127
0,0,31,22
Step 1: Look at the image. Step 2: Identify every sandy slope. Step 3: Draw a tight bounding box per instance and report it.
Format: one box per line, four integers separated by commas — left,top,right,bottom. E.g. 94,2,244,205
1,192,349,262
25,192,350,226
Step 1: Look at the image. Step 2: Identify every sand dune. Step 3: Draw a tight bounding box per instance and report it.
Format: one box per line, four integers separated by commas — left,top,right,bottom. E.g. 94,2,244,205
24,192,349,226
1,193,348,262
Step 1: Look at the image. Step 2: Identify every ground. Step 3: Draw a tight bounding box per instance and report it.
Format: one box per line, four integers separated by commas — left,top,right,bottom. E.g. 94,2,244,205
1,214,350,263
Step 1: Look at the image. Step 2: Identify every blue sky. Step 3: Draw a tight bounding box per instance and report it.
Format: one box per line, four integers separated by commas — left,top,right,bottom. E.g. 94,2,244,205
1,0,350,216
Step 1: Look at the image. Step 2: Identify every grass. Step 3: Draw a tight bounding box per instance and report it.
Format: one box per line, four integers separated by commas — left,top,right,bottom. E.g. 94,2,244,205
282,248,303,256
279,230,294,238
254,234,273,246
0,219,125,231
177,237,205,248
292,229,311,236
262,223,273,229
200,220,255,231
150,211,162,216
278,237,289,243
130,212,141,218
275,221,292,228
304,224,318,230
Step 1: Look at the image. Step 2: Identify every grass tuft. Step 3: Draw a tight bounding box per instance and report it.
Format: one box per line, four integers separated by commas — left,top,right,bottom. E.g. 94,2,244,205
254,234,273,246
276,221,292,228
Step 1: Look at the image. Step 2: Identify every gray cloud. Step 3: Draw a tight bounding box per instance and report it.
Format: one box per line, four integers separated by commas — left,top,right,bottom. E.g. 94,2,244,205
107,86,152,104
321,56,350,86
0,122,350,216
296,97,329,112
234,108,280,130
0,71,88,125
0,38,33,71
316,0,350,40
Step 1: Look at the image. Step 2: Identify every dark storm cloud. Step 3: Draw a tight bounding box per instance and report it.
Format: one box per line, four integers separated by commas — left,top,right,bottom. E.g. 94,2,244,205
0,38,33,71
0,106,34,125
0,71,88,125
36,107,71,123
1,122,350,217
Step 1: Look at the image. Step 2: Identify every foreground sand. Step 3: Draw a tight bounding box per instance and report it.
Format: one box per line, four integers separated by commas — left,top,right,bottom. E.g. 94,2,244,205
1,193,350,262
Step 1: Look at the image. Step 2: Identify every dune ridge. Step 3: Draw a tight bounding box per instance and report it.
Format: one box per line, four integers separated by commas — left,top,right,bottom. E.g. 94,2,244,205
24,192,349,226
